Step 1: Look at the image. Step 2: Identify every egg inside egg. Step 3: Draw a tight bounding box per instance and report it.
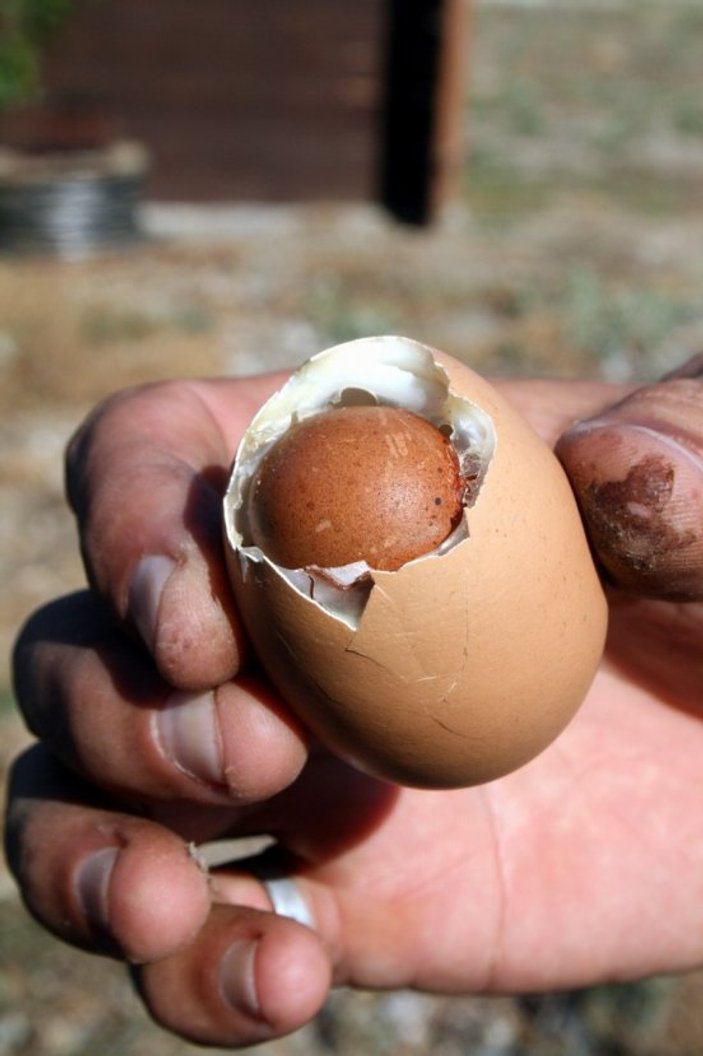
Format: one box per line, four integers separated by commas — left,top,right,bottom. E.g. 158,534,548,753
246,405,466,572
223,337,607,788
229,337,495,622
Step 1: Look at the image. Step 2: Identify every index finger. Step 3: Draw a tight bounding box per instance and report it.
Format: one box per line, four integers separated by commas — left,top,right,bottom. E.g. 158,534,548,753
66,374,286,690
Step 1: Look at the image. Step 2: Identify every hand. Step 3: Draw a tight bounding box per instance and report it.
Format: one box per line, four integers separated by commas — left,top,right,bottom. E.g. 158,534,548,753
6,361,703,1048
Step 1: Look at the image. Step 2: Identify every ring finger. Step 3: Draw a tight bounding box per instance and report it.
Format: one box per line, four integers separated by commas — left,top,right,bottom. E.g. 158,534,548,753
5,745,331,1047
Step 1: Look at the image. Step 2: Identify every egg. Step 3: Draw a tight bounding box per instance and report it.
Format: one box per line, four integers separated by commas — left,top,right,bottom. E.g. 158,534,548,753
223,336,607,788
246,404,465,571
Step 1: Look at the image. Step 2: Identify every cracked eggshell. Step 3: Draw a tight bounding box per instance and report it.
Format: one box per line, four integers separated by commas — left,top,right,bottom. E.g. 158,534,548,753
223,336,607,788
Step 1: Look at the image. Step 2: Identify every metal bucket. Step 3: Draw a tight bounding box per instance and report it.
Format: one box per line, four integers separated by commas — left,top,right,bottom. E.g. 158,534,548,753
0,141,149,258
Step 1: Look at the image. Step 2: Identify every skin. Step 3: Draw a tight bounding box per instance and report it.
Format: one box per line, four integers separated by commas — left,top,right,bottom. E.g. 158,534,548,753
6,362,703,1047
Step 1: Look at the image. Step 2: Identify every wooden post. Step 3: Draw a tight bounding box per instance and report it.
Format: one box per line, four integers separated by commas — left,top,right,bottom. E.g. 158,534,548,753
379,0,469,224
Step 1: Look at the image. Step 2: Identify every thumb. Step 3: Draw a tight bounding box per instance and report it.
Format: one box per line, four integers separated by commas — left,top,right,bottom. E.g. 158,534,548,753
556,355,703,601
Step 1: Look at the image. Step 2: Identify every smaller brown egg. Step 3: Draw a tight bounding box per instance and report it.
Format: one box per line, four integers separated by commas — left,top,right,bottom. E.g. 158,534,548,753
246,404,463,570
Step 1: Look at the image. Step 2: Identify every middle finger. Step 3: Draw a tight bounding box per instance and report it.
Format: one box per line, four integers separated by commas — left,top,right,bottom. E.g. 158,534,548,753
13,591,309,808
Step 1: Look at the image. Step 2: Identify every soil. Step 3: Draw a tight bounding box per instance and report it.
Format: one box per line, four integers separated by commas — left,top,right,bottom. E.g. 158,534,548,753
3,2,703,1053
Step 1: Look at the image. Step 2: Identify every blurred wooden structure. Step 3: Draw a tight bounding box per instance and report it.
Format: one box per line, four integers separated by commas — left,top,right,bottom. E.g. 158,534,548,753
0,0,468,223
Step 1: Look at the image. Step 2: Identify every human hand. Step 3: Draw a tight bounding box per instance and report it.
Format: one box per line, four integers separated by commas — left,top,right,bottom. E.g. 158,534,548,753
6,359,703,1047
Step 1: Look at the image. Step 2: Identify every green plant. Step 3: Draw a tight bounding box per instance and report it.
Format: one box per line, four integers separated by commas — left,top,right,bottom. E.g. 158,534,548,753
0,0,76,109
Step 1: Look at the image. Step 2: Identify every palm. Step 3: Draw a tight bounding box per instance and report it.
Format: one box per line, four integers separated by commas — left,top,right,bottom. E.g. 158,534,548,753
266,596,703,992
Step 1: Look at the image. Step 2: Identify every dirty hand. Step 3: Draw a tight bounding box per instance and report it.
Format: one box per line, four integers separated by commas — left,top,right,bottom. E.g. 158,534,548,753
6,358,703,1048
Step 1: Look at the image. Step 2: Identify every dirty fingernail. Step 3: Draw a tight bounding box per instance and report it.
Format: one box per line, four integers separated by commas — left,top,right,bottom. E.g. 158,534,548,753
75,846,119,932
154,690,223,786
220,939,261,1019
129,554,176,653
558,418,703,599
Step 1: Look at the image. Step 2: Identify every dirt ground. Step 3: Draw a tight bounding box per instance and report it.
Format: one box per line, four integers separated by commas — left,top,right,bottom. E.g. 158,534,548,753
3,1,703,1053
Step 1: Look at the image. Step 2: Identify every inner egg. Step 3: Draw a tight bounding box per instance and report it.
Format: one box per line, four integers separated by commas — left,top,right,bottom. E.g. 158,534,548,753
246,404,464,571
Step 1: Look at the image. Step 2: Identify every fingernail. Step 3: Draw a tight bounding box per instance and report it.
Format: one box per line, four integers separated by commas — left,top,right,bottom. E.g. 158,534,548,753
75,846,119,932
220,939,261,1019
558,416,703,598
154,690,223,786
129,554,176,652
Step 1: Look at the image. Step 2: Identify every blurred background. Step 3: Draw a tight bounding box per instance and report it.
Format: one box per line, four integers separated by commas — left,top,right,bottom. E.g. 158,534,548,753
2,0,703,1052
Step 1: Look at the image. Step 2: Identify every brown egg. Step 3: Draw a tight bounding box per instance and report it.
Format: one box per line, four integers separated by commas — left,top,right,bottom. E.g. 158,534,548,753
223,336,607,788
246,405,464,571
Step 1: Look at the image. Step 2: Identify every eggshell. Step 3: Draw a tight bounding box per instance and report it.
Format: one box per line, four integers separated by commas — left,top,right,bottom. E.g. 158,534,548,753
223,337,607,788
